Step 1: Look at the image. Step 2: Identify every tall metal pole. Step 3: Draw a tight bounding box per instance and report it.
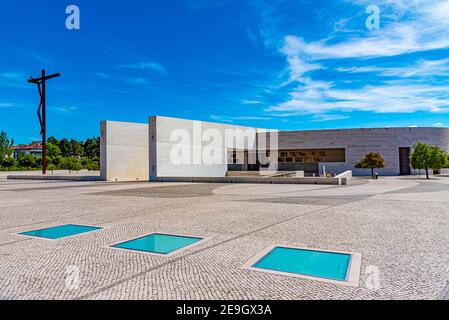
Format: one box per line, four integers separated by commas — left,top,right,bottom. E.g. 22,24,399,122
41,69,47,175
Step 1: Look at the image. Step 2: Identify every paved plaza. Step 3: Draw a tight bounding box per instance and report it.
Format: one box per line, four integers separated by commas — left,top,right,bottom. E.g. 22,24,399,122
0,176,448,300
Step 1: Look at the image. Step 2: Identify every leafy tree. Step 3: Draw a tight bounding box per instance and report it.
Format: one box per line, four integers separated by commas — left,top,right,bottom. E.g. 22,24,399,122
47,163,57,173
83,137,100,159
17,153,37,168
47,136,59,146
1,157,15,169
410,142,448,179
69,139,84,157
355,152,385,179
5,135,100,171
58,138,71,157
81,157,89,167
51,136,100,160
46,142,61,158
0,130,14,160
59,156,82,173
48,155,63,167
85,159,100,172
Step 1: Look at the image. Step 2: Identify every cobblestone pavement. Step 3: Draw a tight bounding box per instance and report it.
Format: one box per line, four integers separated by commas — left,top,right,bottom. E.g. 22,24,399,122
0,177,448,300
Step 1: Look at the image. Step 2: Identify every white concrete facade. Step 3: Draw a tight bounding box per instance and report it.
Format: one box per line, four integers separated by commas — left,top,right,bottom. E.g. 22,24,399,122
149,116,260,180
100,116,449,181
100,121,149,181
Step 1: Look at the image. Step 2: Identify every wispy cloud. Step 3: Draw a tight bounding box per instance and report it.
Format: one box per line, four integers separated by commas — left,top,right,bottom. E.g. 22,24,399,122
210,115,234,123
282,0,449,60
26,51,55,67
311,114,351,122
268,82,449,115
53,106,78,113
233,116,272,120
94,72,152,86
94,72,113,80
432,122,445,127
241,99,263,105
0,71,30,89
124,77,151,85
335,58,449,78
260,0,449,118
119,61,168,76
210,115,272,123
0,102,14,107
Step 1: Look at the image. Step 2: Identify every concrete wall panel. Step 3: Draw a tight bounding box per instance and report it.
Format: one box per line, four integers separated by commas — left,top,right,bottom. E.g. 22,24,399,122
150,116,259,179
272,127,449,176
100,121,149,181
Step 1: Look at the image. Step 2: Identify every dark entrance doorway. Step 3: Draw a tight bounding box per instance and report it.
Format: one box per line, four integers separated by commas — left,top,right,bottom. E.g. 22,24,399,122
399,147,411,175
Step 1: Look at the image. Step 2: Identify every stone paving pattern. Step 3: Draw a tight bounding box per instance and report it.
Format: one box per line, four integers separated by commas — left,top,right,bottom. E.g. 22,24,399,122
0,176,448,300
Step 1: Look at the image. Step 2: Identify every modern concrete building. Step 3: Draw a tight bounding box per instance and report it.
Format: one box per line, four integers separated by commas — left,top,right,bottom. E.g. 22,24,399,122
100,116,449,181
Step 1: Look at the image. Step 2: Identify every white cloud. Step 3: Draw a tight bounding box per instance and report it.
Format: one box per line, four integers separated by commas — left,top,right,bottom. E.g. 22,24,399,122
210,115,233,123
268,82,449,115
233,116,272,120
335,58,449,78
284,1,449,60
279,43,324,84
432,122,445,127
241,99,263,105
311,114,351,122
124,77,151,85
54,106,77,113
210,115,272,123
120,61,168,75
335,66,382,74
0,71,29,89
267,0,449,117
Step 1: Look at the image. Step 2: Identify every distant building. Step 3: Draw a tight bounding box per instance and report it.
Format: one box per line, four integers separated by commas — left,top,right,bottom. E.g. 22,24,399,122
11,142,42,160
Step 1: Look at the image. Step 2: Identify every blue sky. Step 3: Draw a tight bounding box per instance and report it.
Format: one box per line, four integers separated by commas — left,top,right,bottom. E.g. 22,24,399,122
1,0,448,144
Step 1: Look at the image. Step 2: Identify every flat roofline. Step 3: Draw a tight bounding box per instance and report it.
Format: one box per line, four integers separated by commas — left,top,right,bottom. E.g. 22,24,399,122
150,116,448,132
103,116,448,133
148,115,273,131
275,126,449,134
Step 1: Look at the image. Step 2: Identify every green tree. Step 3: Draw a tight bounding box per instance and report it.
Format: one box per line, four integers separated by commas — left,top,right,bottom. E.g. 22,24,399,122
410,142,448,179
47,136,59,146
47,163,57,173
59,156,82,173
49,155,63,167
1,157,15,169
49,136,100,160
83,137,100,159
85,159,100,172
58,138,71,157
355,152,385,179
46,142,61,158
0,130,14,160
17,153,37,168
69,139,84,157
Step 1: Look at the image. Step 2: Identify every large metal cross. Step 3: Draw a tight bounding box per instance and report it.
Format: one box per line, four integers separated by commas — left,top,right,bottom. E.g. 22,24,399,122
28,70,61,174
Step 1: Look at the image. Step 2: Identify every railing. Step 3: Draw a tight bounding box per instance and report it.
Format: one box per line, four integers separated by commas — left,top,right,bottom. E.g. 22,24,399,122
335,170,353,179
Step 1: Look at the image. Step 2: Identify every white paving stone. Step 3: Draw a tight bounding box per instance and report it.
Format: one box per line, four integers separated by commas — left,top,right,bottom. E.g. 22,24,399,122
0,177,448,300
